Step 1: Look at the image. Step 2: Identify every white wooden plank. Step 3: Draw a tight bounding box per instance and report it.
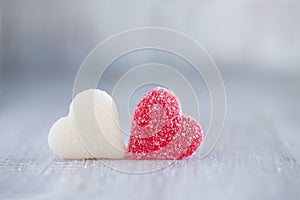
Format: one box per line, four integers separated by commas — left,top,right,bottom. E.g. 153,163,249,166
0,71,300,200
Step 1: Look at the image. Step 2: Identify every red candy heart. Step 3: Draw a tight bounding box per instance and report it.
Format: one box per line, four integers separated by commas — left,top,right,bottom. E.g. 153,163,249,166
127,87,203,160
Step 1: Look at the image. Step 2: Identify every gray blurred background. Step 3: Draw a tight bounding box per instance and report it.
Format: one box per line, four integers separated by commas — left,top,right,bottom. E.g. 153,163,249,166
2,0,300,72
0,0,300,152
0,0,300,154
1,0,300,199
1,0,300,82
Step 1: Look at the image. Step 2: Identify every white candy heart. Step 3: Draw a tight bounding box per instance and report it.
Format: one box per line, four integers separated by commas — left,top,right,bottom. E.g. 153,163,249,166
48,89,126,159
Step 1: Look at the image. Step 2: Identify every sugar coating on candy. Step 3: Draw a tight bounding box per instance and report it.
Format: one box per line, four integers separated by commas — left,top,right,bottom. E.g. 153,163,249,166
128,87,203,160
133,88,180,126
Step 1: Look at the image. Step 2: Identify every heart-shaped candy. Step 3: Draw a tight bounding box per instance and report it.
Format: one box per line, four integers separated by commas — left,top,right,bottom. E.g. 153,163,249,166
48,89,126,159
127,87,203,160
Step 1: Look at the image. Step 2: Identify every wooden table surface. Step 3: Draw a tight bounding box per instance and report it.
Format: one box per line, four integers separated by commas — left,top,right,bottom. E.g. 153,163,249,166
0,69,299,200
